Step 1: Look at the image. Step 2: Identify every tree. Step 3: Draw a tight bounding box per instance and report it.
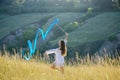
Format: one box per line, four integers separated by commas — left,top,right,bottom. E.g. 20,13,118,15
93,0,113,10
113,0,120,9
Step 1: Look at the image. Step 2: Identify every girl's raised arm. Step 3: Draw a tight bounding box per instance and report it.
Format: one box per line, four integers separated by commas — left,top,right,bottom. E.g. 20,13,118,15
65,32,68,40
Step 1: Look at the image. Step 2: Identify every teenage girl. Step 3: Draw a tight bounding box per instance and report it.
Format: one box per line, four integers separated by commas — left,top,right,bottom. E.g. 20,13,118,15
44,33,68,74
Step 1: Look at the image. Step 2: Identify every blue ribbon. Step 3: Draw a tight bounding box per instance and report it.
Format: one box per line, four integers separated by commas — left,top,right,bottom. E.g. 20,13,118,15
23,19,59,60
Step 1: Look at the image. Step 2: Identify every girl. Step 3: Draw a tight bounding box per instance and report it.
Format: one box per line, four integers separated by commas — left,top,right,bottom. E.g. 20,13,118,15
44,33,68,74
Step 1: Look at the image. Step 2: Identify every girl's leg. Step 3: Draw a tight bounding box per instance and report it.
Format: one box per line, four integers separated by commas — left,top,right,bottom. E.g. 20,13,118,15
60,67,64,74
51,62,56,69
51,63,60,71
51,62,64,74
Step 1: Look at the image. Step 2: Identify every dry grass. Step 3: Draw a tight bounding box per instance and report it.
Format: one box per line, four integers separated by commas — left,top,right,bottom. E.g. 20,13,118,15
0,51,120,80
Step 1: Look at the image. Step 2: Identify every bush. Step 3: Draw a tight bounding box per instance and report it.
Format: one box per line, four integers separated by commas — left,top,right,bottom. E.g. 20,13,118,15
22,26,37,47
108,34,118,42
64,21,79,32
73,21,79,27
87,7,93,13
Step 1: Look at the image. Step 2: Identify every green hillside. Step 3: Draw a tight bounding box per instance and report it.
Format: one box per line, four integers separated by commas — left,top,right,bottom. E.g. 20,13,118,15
0,13,84,40
0,12,120,48
0,13,56,40
50,12,120,47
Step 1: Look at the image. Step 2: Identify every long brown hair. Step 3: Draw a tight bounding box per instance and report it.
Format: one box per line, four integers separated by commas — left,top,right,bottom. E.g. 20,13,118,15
60,40,67,56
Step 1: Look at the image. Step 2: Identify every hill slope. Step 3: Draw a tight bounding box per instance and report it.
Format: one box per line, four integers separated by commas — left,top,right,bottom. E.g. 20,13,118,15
0,13,56,40
0,13,84,40
50,12,120,47
0,12,120,56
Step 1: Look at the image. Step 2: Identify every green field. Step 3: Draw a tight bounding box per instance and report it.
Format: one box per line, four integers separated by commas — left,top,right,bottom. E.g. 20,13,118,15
50,12,120,47
0,12,120,47
0,13,56,40
0,13,84,40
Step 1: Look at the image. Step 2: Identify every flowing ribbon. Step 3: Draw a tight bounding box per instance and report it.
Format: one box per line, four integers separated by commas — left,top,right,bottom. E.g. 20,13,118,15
22,19,59,60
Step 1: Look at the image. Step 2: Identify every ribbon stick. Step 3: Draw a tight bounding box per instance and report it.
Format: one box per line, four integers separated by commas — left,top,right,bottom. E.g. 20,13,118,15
56,24,66,34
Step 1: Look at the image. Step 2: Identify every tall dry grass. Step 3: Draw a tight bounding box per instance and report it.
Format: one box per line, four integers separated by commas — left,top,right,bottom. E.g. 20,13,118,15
0,50,120,80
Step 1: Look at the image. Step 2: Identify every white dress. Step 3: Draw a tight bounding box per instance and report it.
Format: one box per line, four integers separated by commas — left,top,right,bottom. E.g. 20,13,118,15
46,39,67,67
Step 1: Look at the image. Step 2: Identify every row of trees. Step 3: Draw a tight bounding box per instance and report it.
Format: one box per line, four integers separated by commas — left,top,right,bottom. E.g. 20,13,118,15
0,0,120,14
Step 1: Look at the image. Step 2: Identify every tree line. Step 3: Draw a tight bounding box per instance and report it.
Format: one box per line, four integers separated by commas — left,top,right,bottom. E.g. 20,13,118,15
0,0,120,14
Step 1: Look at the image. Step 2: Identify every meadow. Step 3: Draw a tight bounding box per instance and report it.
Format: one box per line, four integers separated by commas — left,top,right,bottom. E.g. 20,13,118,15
1,12,120,48
0,51,120,80
0,13,83,40
50,12,120,47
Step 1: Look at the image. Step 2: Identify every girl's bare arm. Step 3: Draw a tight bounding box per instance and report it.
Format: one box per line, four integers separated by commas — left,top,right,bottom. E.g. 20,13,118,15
65,32,68,40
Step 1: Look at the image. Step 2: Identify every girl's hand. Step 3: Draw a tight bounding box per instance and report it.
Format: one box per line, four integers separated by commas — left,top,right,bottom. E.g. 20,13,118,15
65,32,68,36
44,51,49,58
65,32,68,40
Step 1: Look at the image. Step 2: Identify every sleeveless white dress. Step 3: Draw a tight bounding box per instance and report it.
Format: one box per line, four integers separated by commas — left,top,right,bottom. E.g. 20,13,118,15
46,39,67,67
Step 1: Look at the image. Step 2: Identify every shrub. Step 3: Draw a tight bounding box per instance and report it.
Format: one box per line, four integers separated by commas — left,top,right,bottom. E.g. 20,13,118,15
108,34,118,42
73,21,79,27
64,21,79,32
88,7,93,13
22,26,37,47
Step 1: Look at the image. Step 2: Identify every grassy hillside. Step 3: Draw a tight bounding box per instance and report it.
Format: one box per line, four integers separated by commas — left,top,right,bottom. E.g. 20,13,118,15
0,54,120,80
50,12,120,47
0,12,120,49
0,13,84,40
0,13,56,40
0,14,10,20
